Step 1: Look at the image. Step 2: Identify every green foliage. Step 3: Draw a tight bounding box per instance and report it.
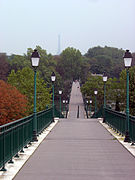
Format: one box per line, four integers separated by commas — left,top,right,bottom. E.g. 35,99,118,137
56,47,82,81
27,46,57,83
122,66,135,116
7,46,73,106
80,57,91,84
81,73,126,111
26,46,64,102
119,67,135,116
8,67,51,114
106,77,125,111
0,54,10,81
8,54,31,71
85,46,124,59
85,46,124,78
81,74,104,109
4,45,135,117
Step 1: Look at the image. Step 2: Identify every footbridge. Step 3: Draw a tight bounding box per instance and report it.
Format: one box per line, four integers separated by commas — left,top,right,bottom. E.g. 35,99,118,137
0,82,135,180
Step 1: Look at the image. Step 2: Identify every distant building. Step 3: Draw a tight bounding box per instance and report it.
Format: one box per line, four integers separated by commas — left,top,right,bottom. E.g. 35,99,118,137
91,73,103,77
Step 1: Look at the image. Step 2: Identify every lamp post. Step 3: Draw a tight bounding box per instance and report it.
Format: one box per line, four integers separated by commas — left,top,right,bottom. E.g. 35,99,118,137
123,50,132,142
51,72,56,122
94,89,98,116
66,100,68,118
103,73,107,123
89,99,92,118
63,100,65,117
86,100,89,118
31,49,40,141
59,90,62,118
66,100,68,110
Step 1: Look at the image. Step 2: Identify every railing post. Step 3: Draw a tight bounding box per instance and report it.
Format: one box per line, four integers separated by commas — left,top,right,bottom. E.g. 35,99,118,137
87,104,89,118
66,107,68,118
14,125,19,158
77,105,79,118
8,128,14,164
20,122,24,153
89,103,91,118
1,127,6,171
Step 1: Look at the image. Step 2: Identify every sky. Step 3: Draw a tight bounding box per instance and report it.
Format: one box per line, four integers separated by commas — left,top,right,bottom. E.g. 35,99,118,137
0,0,135,55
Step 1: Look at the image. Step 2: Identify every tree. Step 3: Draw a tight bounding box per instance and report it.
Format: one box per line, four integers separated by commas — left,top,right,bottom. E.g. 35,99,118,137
89,55,112,75
8,46,57,84
7,46,68,110
81,73,126,111
0,54,10,81
129,67,135,115
81,74,104,109
85,46,124,78
106,77,124,111
57,47,82,80
80,57,91,84
8,67,51,114
0,80,28,125
131,52,135,66
120,66,135,116
8,54,31,72
27,46,57,83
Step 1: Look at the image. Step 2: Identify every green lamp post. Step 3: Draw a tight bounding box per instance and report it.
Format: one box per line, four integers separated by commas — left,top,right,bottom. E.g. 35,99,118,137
89,99,92,118
65,100,68,118
31,49,40,141
103,73,107,123
94,89,98,117
86,100,89,118
59,90,62,118
63,100,65,117
51,72,56,122
123,50,133,142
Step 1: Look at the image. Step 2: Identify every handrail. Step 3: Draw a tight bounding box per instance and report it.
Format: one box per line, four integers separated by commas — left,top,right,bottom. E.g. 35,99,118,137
0,115,33,171
91,105,103,118
91,105,135,143
0,114,33,129
105,107,135,143
0,106,62,171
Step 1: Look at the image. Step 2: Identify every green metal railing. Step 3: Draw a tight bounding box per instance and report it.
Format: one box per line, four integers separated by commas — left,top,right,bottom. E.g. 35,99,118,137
37,108,53,134
105,108,126,135
54,100,67,118
54,106,64,118
0,114,33,171
91,105,103,118
0,106,63,171
90,105,135,143
105,108,135,143
130,116,135,143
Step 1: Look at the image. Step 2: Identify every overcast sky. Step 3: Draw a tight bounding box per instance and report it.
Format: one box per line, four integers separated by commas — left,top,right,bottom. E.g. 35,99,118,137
0,0,135,55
